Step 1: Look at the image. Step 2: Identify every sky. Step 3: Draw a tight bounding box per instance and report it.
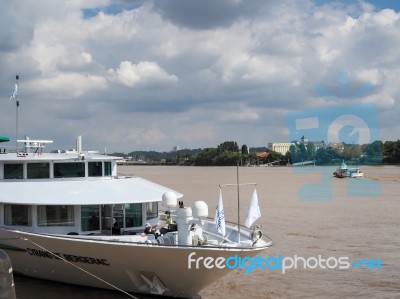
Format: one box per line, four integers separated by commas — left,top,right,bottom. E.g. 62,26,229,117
1,0,400,153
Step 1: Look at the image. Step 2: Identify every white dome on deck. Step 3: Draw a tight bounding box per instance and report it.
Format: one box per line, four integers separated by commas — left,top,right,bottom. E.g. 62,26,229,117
162,191,178,208
192,201,208,218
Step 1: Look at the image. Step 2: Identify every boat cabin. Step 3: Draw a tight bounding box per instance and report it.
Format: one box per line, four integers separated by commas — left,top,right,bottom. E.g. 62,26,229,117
0,139,166,236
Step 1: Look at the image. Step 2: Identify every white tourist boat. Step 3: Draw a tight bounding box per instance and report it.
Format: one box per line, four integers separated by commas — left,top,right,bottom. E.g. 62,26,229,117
0,137,273,298
349,167,364,178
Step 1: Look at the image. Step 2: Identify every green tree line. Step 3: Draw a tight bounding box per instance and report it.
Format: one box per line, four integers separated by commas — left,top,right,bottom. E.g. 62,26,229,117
113,139,400,166
289,140,400,165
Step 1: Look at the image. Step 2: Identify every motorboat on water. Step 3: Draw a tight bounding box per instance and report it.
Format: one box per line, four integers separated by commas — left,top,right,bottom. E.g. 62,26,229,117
333,161,364,178
333,161,348,178
0,136,273,298
349,167,364,178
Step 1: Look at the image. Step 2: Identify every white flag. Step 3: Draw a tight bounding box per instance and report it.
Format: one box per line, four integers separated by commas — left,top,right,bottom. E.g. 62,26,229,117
215,189,226,236
245,189,261,228
10,83,18,101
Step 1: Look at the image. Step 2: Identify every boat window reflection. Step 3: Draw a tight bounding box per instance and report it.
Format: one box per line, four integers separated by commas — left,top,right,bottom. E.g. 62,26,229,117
88,162,102,177
104,161,112,176
4,204,32,226
112,204,124,230
54,162,85,178
4,164,23,179
125,203,142,228
27,163,50,179
37,205,74,226
146,202,158,220
81,205,100,232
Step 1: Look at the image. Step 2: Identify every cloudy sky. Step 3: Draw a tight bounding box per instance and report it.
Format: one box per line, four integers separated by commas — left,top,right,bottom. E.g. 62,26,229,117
1,0,399,153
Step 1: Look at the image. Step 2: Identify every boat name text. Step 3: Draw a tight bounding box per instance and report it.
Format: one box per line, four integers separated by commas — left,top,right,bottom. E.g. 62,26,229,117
26,248,110,266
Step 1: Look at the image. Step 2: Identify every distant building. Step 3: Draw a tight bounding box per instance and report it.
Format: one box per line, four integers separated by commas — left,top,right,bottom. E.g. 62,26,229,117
268,143,294,155
328,142,344,152
292,136,326,151
269,136,326,155
256,152,269,158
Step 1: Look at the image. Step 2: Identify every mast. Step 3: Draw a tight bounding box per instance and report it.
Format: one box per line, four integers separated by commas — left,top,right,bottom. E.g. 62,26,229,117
219,166,256,244
14,75,20,153
237,163,240,243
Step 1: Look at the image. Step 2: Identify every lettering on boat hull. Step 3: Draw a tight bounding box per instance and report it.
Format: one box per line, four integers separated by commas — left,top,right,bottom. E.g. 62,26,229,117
26,248,110,266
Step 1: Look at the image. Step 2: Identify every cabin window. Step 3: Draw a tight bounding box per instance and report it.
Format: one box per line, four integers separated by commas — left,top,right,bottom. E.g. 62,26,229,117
27,163,50,179
112,204,124,228
146,202,158,220
37,205,74,226
88,162,102,177
104,162,112,176
4,164,23,179
81,205,100,231
125,203,143,227
54,162,85,178
4,205,32,226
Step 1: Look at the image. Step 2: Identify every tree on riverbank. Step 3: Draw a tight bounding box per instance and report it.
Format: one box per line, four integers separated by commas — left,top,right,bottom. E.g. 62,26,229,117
383,140,400,164
288,139,400,165
195,141,241,166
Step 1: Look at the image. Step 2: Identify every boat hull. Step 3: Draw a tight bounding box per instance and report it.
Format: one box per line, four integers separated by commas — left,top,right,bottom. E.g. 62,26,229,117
0,229,267,297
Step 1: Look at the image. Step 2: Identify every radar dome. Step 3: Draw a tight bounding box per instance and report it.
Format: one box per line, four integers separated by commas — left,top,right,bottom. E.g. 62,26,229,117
162,191,177,208
192,201,208,218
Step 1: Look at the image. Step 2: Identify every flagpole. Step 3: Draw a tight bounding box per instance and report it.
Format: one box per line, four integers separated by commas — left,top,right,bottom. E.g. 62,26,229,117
236,163,240,243
15,75,19,153
219,180,257,244
215,188,226,237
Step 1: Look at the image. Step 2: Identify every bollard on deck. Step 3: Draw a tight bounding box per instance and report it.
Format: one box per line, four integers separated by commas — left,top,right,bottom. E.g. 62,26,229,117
0,250,16,299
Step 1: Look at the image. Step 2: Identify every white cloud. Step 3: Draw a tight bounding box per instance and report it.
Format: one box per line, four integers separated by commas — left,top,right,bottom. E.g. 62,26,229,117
354,69,384,86
27,73,108,98
369,8,399,26
108,60,178,87
125,127,168,146
220,104,260,122
85,11,139,43
1,1,400,151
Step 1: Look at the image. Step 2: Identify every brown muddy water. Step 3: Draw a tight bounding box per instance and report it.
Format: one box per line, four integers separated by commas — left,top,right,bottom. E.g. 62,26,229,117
14,165,400,299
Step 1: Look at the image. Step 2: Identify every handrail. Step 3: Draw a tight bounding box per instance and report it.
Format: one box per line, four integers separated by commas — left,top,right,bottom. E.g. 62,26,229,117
202,230,235,244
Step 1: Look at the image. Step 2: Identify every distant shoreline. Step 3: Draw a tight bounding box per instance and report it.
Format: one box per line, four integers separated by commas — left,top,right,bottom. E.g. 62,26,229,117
117,161,400,167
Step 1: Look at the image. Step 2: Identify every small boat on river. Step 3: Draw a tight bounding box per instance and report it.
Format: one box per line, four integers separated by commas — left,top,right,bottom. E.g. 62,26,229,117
333,161,364,178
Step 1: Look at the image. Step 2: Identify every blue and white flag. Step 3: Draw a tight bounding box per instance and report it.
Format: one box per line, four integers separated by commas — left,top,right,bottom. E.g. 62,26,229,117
245,189,261,228
10,83,18,101
215,189,226,236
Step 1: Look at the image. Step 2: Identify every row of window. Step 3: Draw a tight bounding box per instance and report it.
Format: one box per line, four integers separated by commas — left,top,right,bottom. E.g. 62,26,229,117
2,203,158,232
1,161,112,179
3,205,74,226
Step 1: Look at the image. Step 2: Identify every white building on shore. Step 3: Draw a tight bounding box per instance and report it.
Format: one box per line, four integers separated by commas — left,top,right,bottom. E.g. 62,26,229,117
268,143,294,155
268,137,326,156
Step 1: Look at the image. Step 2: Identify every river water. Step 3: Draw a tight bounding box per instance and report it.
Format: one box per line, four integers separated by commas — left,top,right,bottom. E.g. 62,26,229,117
14,165,400,299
